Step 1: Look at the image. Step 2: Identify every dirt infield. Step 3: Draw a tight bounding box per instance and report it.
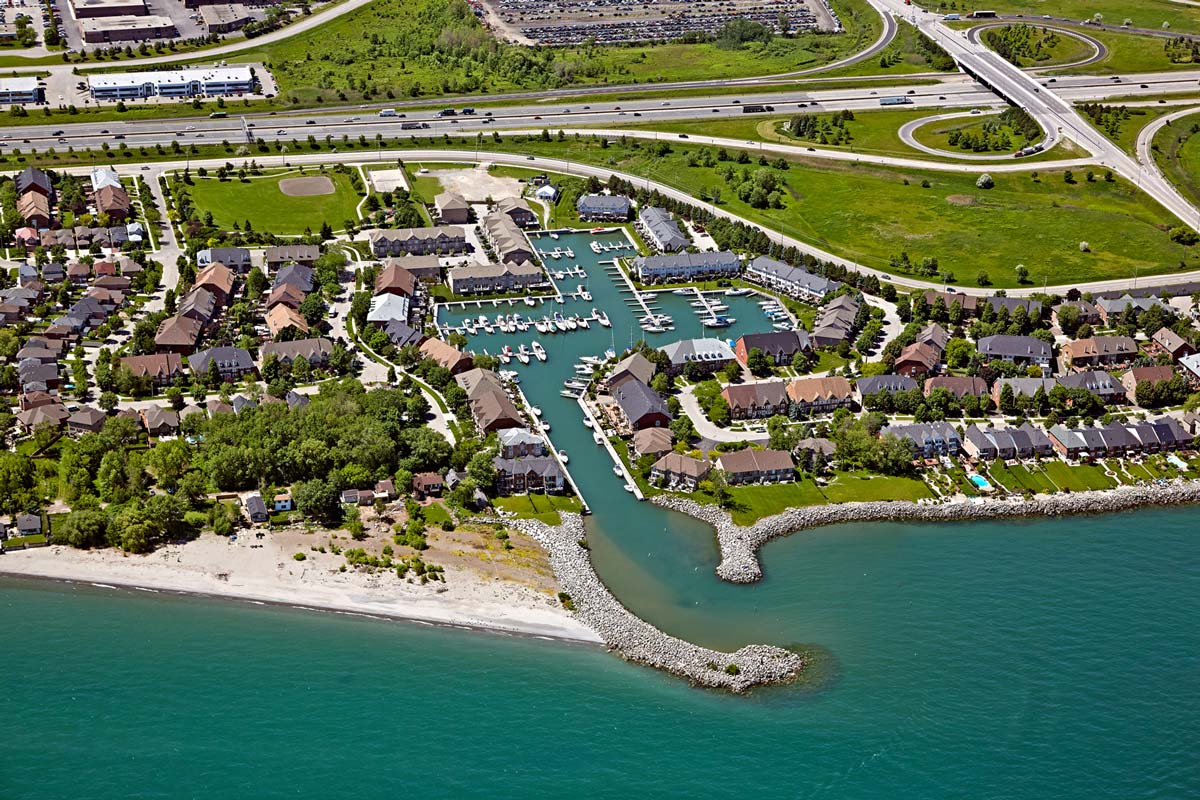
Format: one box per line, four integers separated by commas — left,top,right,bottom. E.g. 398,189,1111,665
278,176,336,197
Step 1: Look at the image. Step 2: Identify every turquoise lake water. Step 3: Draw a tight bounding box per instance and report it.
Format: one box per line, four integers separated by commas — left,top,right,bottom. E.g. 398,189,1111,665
4,231,1198,796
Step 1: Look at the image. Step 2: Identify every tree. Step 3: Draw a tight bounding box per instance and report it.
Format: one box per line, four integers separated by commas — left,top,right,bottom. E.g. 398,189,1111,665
294,478,342,525
246,267,268,298
52,509,109,549
1014,264,1029,284
466,449,497,490
148,439,190,491
98,391,118,413
746,347,772,377
945,338,975,369
976,173,994,189
767,415,794,451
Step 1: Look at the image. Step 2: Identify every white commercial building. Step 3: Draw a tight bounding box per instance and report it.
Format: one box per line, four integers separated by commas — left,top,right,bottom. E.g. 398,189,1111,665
88,66,257,100
0,77,43,104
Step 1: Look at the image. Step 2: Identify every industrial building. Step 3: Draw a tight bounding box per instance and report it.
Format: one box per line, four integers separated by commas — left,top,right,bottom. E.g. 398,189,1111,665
71,0,148,18
0,77,44,104
88,67,257,100
80,14,178,43
199,4,254,32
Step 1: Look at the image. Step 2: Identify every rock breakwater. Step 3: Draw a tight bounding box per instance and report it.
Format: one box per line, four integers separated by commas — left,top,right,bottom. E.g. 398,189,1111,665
502,513,804,692
654,481,1200,583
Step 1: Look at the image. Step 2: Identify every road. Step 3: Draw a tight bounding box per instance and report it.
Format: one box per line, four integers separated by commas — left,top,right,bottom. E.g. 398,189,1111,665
965,22,1108,72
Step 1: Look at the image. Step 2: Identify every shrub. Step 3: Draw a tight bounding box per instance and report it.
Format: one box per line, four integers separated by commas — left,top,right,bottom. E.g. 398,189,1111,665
724,663,741,675
293,552,307,561
975,173,994,189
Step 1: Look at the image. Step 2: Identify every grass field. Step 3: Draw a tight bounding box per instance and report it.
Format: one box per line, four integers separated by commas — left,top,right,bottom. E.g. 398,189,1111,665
718,471,933,524
910,113,1035,155
183,168,363,233
1042,461,1118,492
492,494,583,525
1051,27,1200,75
978,24,1097,68
931,0,1199,35
1153,110,1200,207
222,0,882,106
819,18,957,79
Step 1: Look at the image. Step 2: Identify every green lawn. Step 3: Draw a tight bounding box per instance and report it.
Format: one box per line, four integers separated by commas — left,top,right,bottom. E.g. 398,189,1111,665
421,502,452,527
1052,27,1200,75
821,470,935,504
725,480,828,525
978,24,1096,68
3,534,47,547
818,17,958,78
1042,461,1118,491
182,168,363,234
910,113,1036,155
935,0,1199,36
493,494,583,525
223,0,882,106
1153,111,1200,207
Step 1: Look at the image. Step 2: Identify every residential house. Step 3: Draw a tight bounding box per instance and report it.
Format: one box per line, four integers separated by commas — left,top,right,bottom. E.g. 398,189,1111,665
141,406,179,437
481,211,535,264
786,376,855,415
367,226,467,258
198,247,252,272
16,401,69,433
1051,300,1101,328
261,338,333,367
66,261,91,284
494,197,538,228
189,347,256,381
1096,294,1165,324
811,294,860,348
1120,365,1178,405
613,378,671,430
177,287,217,325
15,513,42,537
1058,370,1126,405
1059,336,1138,371
721,380,789,420
274,263,315,293
894,341,941,377
632,427,674,460
273,494,293,512
650,453,712,491
413,473,444,497
244,494,269,523
66,406,106,436
855,374,917,404
493,456,565,494
745,255,840,302
374,263,418,297
374,480,397,501
420,338,473,374
266,283,306,310
154,315,203,354
660,338,736,376
456,368,522,432
381,256,440,283
633,251,740,283
94,185,132,222
447,261,543,295
637,207,689,253
265,305,310,338
434,191,470,224
924,375,989,401
194,262,236,306
576,193,630,221
498,427,545,459
717,448,795,485
976,335,1052,368
734,330,811,367
1182,352,1200,384
265,244,319,271
384,320,424,349
1149,327,1195,361
16,192,50,228
16,167,52,197
884,421,961,458
119,353,185,387
206,398,234,416
608,352,655,389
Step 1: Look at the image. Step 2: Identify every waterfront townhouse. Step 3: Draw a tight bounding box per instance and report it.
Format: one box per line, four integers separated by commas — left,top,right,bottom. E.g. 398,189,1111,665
189,347,256,382
447,261,544,295
721,380,789,420
745,255,840,302
1059,336,1138,371
786,376,855,415
456,368,523,433
493,455,565,495
365,294,410,326
260,337,333,368
924,375,989,402
498,427,545,459
381,256,441,283
1058,370,1125,405
660,338,736,376
607,352,655,390
614,378,672,430
855,374,917,405
1095,294,1166,324
368,226,468,258
734,330,811,367
632,427,674,460
637,207,689,253
810,294,860,348
883,421,961,458
265,245,319,272
1149,327,1196,362
1120,365,1177,405
420,338,474,375
384,320,423,349
576,193,631,221
434,191,470,225
963,423,1053,461
717,448,795,485
1048,425,1090,459
650,452,712,491
633,251,740,284
494,197,539,229
198,247,252,273
118,353,185,387
976,335,1052,369
482,211,536,264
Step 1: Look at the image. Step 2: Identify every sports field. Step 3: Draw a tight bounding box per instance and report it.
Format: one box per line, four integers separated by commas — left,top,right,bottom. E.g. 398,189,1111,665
184,169,363,234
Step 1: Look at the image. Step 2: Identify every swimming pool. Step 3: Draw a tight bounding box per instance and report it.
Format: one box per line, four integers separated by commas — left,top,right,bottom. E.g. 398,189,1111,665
968,474,991,490
1167,455,1188,469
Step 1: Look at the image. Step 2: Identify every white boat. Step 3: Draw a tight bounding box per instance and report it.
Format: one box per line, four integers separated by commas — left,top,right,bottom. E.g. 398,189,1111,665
623,484,634,493
565,317,578,331
554,271,565,280
590,241,602,254
524,296,535,307
564,248,574,258
482,320,494,334
604,349,616,360
540,421,551,432
593,432,605,445
503,345,515,359
498,350,511,363
516,346,531,364
531,341,547,362
577,316,590,329
725,287,752,296
558,449,569,463
773,322,793,331
549,231,559,240
581,356,603,365
612,465,623,476
642,324,665,333
673,288,692,296
535,320,549,334
582,417,594,428
530,405,542,417
596,311,611,327
703,316,735,328
690,300,710,308
709,303,730,313
554,314,569,331
581,289,592,302
574,364,593,375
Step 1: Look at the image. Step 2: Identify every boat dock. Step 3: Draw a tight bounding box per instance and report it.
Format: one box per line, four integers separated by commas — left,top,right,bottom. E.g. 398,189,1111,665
512,381,590,513
578,396,644,502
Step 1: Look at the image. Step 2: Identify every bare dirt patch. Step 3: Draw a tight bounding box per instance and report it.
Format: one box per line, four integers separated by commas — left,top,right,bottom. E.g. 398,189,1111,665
434,165,524,203
279,176,336,197
946,194,978,206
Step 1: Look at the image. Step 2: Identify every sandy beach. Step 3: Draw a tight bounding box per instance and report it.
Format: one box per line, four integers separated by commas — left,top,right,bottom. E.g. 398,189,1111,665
0,531,602,644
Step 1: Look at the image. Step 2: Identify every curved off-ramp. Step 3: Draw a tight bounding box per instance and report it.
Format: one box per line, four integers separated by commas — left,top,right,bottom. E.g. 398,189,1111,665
895,108,1062,162
966,21,1108,72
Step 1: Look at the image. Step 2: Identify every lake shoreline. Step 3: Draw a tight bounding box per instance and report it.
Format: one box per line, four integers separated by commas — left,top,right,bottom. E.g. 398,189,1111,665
0,534,602,645
653,480,1200,583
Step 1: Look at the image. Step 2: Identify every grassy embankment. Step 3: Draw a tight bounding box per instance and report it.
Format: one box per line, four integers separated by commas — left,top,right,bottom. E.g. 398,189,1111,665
933,0,1199,35
1153,110,1200,208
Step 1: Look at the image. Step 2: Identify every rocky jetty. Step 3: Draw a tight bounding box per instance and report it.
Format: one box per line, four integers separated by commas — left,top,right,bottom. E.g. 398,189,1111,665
654,481,1200,584
503,513,804,693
